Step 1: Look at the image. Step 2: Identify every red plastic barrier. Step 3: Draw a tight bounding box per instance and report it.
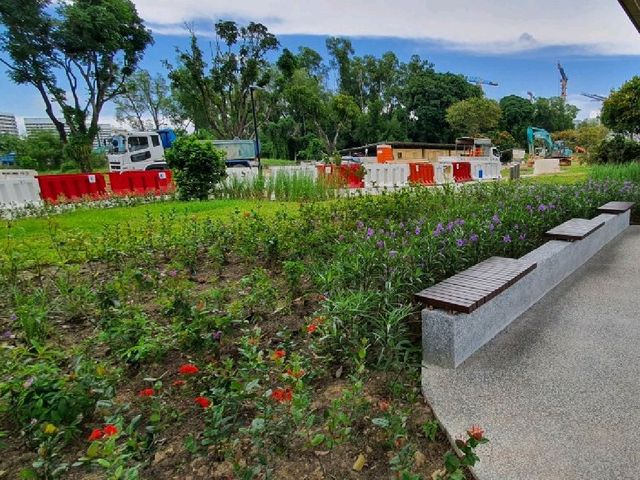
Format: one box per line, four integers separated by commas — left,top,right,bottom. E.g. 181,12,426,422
37,173,107,203
408,163,435,185
108,170,174,196
452,162,473,183
316,164,364,189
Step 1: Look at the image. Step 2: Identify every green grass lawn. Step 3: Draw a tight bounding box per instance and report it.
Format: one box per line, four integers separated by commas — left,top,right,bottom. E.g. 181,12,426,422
523,164,591,185
2,199,299,265
261,158,299,167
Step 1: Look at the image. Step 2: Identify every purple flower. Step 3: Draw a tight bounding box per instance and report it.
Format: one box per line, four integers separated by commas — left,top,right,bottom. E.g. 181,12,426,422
418,219,425,226
469,233,479,243
526,205,533,213
548,204,556,210
1,330,13,339
376,240,385,249
338,234,345,241
389,250,398,258
456,239,466,247
519,234,526,241
492,214,501,224
489,223,495,232
447,222,454,231
432,223,444,237
212,330,222,341
168,270,178,278
366,227,375,238
356,220,364,229
502,235,512,243
10,313,17,322
455,219,465,226
399,222,405,229
415,227,421,235
538,204,547,212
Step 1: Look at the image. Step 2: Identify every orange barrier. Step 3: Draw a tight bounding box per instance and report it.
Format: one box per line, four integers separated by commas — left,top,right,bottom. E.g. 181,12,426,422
452,162,473,183
108,170,174,195
316,164,365,188
408,163,435,185
376,144,394,163
37,173,107,203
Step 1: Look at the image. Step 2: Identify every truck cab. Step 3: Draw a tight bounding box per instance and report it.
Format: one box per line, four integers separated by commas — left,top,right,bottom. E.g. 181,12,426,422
108,132,167,172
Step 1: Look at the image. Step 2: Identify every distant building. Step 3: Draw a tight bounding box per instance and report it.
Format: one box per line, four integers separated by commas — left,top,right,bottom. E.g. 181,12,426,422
24,117,113,148
24,117,65,137
94,123,113,148
340,141,456,162
0,113,19,136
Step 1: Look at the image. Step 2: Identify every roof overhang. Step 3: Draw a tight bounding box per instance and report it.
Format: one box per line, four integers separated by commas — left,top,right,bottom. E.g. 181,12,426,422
619,0,640,33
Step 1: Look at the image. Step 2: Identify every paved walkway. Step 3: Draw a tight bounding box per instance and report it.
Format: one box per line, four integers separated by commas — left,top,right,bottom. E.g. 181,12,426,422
422,226,640,480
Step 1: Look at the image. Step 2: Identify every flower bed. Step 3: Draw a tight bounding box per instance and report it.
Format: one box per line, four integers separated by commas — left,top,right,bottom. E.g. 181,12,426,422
0,180,638,478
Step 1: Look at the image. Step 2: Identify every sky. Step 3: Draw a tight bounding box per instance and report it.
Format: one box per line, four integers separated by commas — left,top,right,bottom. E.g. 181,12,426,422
1,0,639,133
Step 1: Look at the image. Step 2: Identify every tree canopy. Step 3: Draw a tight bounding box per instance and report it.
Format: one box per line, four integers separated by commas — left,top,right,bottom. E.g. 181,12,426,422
446,97,501,137
601,76,640,135
0,0,153,170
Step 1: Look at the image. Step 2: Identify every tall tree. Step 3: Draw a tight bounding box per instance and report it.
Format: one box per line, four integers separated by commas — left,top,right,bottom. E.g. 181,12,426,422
601,76,640,135
0,0,152,171
531,97,578,133
114,70,175,130
400,56,482,143
167,21,279,138
446,97,501,137
499,95,534,146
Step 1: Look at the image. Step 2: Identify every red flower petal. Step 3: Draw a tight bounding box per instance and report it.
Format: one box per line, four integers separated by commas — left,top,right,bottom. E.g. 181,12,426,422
88,428,103,441
103,424,118,437
179,364,199,375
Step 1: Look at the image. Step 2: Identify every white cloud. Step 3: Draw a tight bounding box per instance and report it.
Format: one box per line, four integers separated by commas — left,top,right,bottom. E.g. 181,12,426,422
134,0,640,55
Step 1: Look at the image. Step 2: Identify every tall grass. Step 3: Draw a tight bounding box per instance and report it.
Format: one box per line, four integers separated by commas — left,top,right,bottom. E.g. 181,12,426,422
216,172,341,201
590,163,640,183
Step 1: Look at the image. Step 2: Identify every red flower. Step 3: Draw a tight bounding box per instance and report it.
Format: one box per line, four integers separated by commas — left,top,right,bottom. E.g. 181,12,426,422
286,368,305,379
172,380,186,387
195,396,211,408
271,349,286,360
103,424,118,437
306,324,317,334
179,364,199,375
271,387,293,403
467,425,484,441
138,388,155,397
88,428,103,441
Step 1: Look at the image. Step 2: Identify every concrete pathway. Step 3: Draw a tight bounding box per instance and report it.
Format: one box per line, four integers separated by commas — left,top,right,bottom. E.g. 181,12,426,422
422,226,640,480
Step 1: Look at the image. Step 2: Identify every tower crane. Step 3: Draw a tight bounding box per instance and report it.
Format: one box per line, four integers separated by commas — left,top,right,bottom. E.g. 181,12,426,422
464,76,499,90
557,62,568,100
581,92,607,102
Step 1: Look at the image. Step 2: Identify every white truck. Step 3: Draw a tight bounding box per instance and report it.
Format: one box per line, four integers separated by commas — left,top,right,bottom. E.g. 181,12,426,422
107,129,257,172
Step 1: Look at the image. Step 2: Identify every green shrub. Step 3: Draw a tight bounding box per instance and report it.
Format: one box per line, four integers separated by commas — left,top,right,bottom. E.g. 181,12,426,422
165,135,227,200
593,135,640,164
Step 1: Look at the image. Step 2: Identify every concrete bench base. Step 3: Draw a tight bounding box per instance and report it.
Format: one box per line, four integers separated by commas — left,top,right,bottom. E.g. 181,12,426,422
422,210,630,368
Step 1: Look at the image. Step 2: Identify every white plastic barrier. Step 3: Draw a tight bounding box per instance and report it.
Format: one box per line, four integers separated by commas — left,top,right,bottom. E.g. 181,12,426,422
0,170,42,209
534,158,560,175
435,163,454,184
364,163,410,188
470,161,502,180
225,167,259,184
269,165,317,180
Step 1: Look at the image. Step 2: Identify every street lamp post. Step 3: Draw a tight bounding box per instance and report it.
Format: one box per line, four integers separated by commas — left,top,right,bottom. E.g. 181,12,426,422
249,85,261,172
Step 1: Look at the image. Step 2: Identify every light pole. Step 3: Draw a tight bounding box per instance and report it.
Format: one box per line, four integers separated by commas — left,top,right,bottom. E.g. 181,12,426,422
249,85,262,172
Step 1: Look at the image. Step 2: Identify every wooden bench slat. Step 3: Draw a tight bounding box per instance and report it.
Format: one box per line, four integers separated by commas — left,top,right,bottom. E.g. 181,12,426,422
545,218,604,242
415,256,537,314
598,201,634,214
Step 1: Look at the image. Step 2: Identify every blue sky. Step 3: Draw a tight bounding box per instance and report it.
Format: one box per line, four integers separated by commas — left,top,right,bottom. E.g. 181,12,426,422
1,0,639,130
